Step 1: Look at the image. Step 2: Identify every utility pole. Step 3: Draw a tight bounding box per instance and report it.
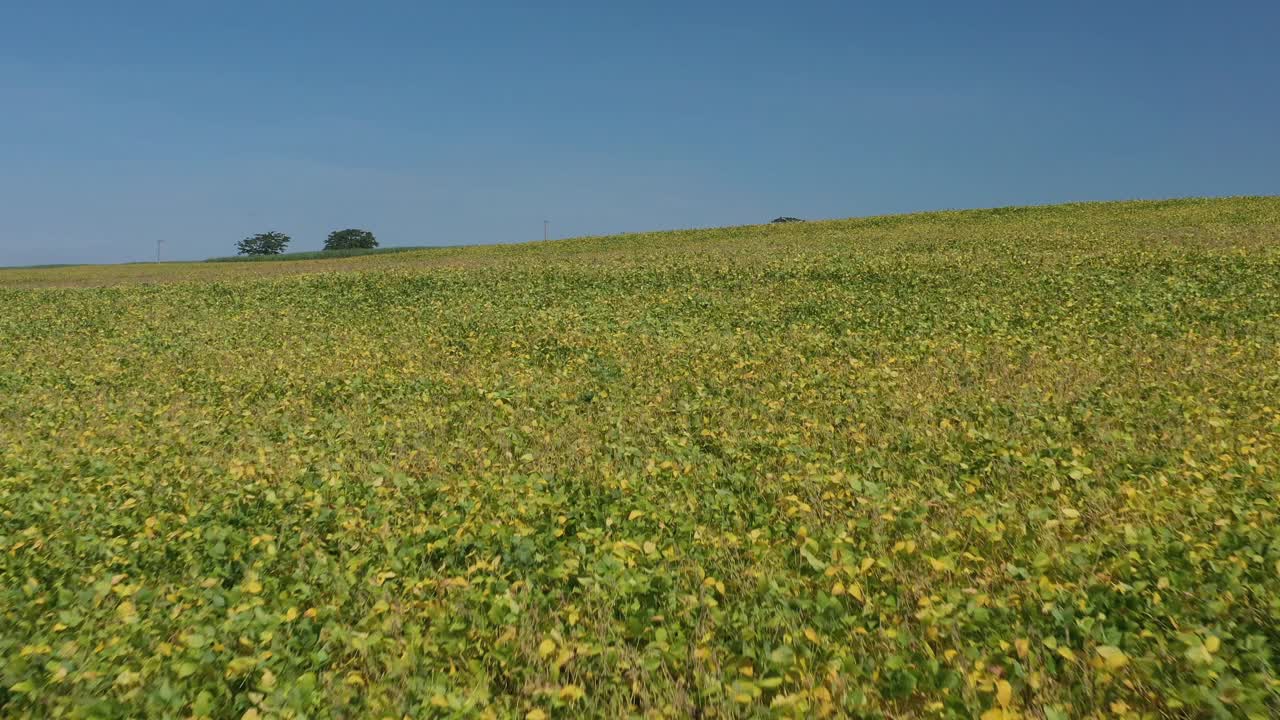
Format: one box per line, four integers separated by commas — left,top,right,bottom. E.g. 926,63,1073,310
156,238,164,263
544,220,549,242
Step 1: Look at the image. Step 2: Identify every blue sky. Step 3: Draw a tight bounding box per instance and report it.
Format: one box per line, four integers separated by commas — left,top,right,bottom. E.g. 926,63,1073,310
2,1,1277,265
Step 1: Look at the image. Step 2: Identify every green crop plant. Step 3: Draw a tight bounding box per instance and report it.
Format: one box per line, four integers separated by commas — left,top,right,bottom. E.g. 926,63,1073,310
2,197,1279,718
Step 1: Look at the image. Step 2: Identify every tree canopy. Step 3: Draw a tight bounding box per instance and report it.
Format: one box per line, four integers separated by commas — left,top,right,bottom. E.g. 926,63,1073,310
236,231,290,255
324,229,378,251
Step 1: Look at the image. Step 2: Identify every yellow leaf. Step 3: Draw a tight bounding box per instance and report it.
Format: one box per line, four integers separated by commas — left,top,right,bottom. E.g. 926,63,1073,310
1028,671,1042,690
996,679,1012,708
1015,638,1030,658
1061,508,1080,519
832,582,845,596
1096,645,1128,670
116,601,138,623
628,510,644,521
538,638,556,658
526,710,547,720
803,628,819,643
558,684,585,702
848,582,865,601
1204,636,1220,653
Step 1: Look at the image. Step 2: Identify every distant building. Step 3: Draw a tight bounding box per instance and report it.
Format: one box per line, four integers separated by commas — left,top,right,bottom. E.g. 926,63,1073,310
770,217,804,223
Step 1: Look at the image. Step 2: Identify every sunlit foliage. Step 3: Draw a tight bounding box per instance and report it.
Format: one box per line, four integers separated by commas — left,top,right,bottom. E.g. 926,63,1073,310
2,197,1279,718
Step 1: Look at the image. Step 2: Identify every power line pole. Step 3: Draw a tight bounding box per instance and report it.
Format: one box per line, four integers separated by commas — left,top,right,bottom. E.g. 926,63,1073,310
156,238,164,263
544,220,549,242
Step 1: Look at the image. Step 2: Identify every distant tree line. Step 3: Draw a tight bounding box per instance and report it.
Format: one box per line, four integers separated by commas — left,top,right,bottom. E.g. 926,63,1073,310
237,229,379,256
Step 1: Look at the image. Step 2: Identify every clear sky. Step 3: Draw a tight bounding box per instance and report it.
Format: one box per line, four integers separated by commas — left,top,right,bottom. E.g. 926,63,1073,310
2,1,1277,266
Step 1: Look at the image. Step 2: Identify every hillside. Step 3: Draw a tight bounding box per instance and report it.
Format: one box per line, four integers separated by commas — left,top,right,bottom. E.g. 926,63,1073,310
3,197,1277,290
2,197,1280,718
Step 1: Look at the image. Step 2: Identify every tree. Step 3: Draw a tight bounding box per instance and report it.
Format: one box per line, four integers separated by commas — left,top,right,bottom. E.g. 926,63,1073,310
237,231,290,256
324,229,378,251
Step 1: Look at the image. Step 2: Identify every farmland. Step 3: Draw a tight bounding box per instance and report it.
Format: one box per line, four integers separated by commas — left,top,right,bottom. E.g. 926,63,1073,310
2,197,1279,718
